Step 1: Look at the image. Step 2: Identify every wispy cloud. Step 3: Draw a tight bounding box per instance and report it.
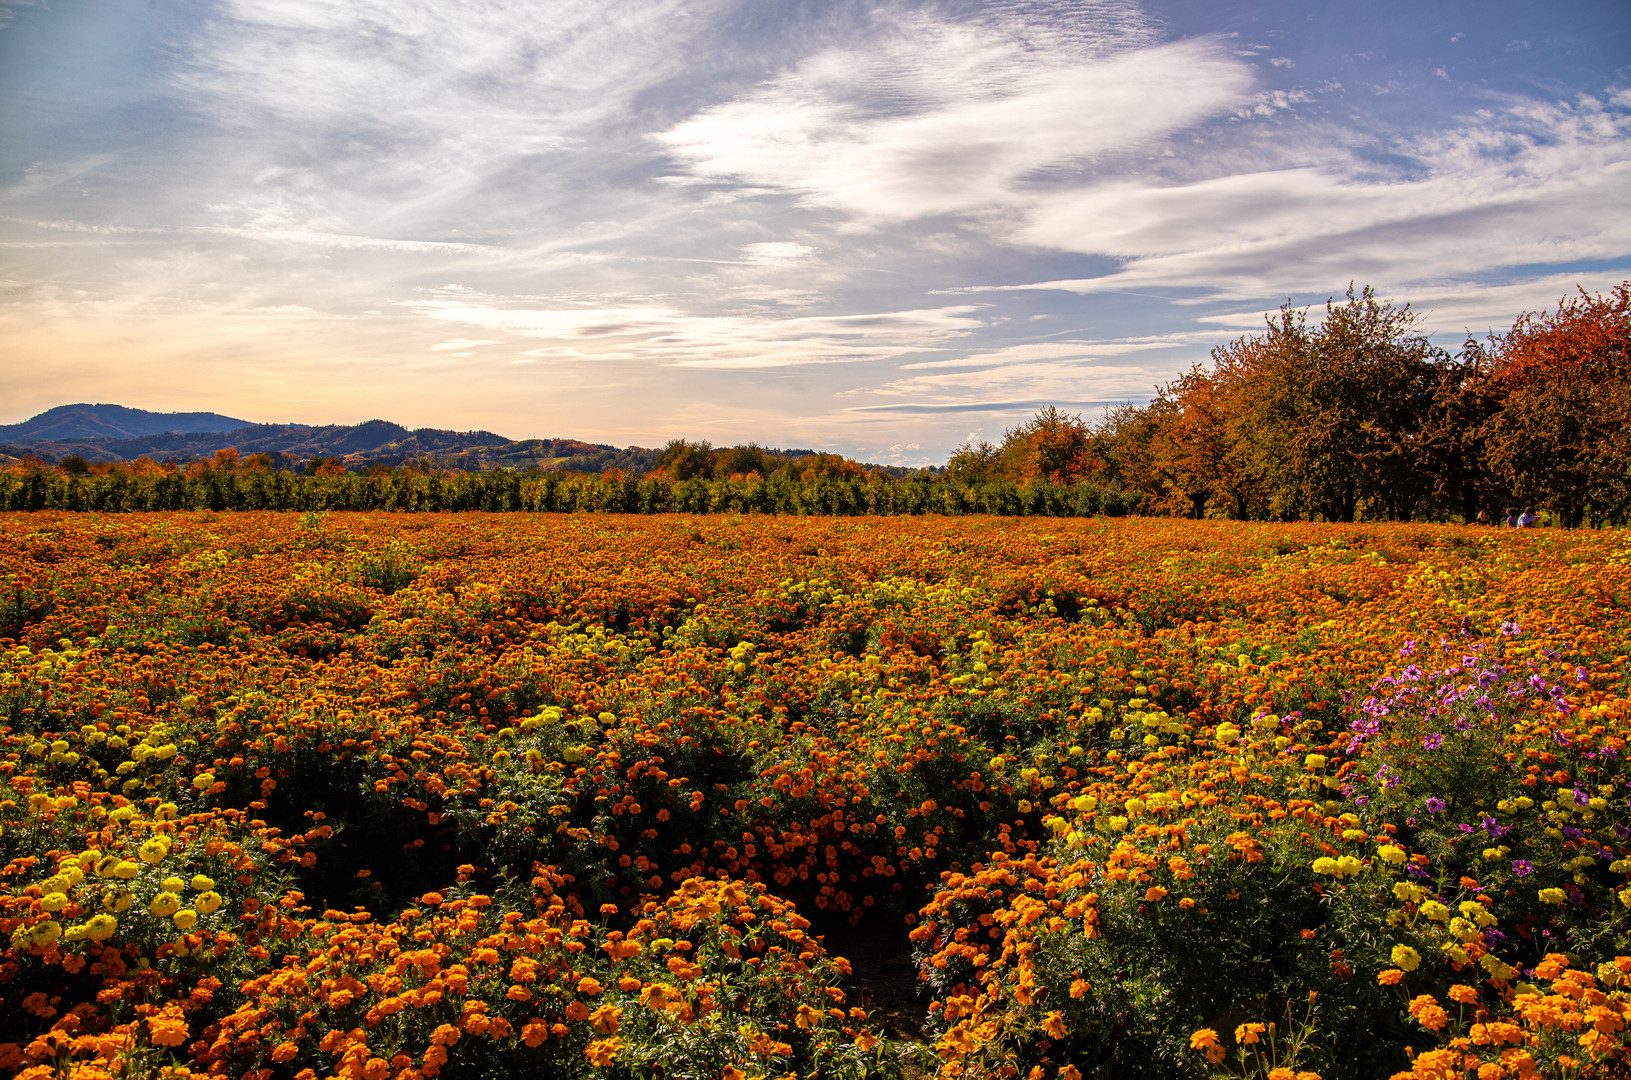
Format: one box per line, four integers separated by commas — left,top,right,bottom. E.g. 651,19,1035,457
409,294,984,369
655,16,1251,224
949,96,1631,302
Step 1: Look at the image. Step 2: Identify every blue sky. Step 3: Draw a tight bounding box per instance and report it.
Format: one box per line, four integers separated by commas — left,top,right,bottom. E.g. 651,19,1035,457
2,0,1628,462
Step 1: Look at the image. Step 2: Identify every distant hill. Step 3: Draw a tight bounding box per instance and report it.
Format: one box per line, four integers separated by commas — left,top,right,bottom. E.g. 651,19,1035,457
0,404,673,475
2,405,908,477
0,403,253,442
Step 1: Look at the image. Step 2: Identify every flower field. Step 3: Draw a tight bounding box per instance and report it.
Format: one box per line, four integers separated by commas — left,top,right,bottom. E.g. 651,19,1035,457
3,512,1631,1080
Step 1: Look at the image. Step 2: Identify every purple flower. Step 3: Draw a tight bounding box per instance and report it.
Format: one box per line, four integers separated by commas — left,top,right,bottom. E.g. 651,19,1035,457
1425,797,1447,813
1400,640,1417,657
1422,733,1444,750
1555,729,1571,747
1500,620,1522,637
1512,859,1535,877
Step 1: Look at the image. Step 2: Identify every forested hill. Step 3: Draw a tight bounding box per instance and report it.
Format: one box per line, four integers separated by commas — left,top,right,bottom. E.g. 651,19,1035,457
0,407,660,475
0,403,252,442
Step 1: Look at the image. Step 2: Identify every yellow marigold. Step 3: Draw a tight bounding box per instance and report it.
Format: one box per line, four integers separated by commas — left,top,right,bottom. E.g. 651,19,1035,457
148,892,181,918
84,913,117,941
190,875,215,892
137,837,170,865
195,891,222,915
1391,945,1422,972
1537,888,1567,905
172,909,197,930
39,893,69,913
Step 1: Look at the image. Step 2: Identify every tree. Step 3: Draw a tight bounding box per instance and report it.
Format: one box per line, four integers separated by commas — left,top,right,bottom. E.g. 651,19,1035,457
1482,283,1631,527
1210,286,1447,521
998,406,1095,485
945,440,1002,485
655,439,715,480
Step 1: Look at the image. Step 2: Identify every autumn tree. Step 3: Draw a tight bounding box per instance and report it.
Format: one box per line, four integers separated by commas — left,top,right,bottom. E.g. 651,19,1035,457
998,406,1096,485
1207,286,1447,521
656,439,715,480
1482,284,1631,526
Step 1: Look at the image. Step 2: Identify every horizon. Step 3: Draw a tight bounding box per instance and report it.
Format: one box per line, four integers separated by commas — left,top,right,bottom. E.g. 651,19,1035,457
3,0,1629,465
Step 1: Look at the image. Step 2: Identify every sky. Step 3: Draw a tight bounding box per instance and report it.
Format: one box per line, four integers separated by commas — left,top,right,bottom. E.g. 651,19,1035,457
2,0,1629,463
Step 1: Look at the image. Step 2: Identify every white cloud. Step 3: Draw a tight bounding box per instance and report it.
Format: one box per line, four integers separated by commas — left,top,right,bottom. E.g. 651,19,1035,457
947,97,1631,301
655,21,1252,223
410,295,985,369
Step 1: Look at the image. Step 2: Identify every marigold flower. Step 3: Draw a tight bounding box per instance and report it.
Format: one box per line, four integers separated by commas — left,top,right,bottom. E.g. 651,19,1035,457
584,1037,621,1067
589,1004,621,1034
1391,945,1422,972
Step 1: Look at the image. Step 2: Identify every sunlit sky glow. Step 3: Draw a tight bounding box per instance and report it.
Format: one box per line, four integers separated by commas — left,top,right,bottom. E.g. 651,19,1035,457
3,0,1628,462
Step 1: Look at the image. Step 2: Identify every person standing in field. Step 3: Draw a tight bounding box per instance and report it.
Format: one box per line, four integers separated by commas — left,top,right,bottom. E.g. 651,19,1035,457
1505,508,1519,527
1475,510,1491,526
1519,507,1537,528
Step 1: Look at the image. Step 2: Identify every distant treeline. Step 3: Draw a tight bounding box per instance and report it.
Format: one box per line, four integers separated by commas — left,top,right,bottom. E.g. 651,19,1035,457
950,283,1631,527
4,283,1625,523
0,463,1140,517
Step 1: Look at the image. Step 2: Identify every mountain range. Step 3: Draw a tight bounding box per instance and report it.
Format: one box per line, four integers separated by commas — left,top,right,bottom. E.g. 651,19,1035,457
0,404,657,474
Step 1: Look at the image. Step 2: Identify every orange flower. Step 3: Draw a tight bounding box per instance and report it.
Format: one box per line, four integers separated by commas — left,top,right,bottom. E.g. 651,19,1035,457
584,1037,621,1067
589,1005,621,1034
1234,1022,1265,1046
1190,1028,1225,1064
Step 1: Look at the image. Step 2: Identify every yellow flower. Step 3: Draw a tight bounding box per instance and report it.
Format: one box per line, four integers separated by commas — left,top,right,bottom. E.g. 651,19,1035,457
112,860,140,880
137,837,170,865
1378,845,1406,864
85,913,118,941
161,876,186,893
1537,888,1567,905
172,909,197,930
190,875,215,892
149,891,181,918
195,891,223,914
1391,945,1422,972
40,892,70,913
